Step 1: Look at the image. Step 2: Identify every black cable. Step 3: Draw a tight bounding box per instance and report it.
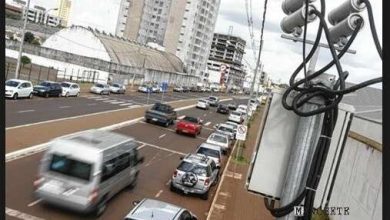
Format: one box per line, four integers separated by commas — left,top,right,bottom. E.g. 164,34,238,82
302,0,310,87
359,0,382,59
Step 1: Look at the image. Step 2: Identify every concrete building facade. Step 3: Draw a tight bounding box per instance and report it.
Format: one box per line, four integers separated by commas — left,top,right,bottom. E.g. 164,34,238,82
206,33,246,87
116,0,222,82
25,6,61,27
57,0,71,27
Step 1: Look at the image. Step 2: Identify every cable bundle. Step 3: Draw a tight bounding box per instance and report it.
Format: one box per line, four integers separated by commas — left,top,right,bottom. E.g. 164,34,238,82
265,0,382,218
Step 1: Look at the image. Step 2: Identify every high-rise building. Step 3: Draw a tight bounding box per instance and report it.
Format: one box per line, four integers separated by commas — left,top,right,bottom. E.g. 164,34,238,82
57,0,71,27
116,0,222,80
206,33,246,87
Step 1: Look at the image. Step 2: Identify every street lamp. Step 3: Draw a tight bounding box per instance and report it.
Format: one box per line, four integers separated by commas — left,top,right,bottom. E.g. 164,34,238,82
14,0,31,79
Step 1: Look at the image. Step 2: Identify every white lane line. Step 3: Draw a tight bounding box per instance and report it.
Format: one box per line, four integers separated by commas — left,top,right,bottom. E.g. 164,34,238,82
103,100,117,103
17,110,35,113
159,134,166,139
166,180,172,186
119,103,133,106
110,101,125,104
137,141,186,156
198,137,207,140
178,115,186,120
204,121,211,126
203,127,214,131
6,207,45,220
137,143,147,150
27,199,42,207
85,96,100,99
144,152,160,167
59,106,71,109
87,103,97,106
155,190,163,198
95,98,110,101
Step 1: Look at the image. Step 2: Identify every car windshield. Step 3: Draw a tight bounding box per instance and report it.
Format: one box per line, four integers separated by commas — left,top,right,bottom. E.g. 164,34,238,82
183,116,198,123
209,134,227,143
49,154,92,181
5,80,20,87
61,83,71,88
95,84,104,88
219,105,227,108
199,100,206,103
39,82,51,87
232,112,241,116
177,161,208,177
208,97,217,100
197,147,219,158
151,104,171,113
218,125,233,133
113,84,120,87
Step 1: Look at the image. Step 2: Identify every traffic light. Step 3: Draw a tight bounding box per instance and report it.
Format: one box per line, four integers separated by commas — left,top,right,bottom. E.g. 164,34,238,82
280,0,317,37
328,0,365,46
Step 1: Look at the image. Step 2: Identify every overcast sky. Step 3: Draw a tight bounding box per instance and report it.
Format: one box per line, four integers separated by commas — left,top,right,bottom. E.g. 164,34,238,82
9,0,382,88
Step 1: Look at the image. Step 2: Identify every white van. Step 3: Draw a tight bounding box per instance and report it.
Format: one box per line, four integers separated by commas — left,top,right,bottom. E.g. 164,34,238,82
34,129,144,217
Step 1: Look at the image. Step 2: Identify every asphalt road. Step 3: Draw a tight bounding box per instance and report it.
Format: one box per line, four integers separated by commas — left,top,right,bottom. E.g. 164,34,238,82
6,91,234,128
6,98,249,220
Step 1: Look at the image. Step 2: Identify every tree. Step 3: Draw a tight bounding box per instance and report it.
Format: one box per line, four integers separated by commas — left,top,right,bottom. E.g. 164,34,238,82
24,32,35,43
31,38,41,46
21,56,31,67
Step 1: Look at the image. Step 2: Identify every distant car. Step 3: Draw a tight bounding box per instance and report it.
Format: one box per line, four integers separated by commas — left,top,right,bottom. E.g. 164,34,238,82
90,83,110,95
211,88,219,93
151,85,162,93
173,86,184,92
196,99,209,110
228,111,244,124
124,198,198,220
195,143,222,168
5,79,34,99
33,81,62,98
225,121,238,134
207,96,219,107
214,123,236,140
170,153,220,200
110,83,126,94
138,85,150,93
60,82,80,97
228,102,237,110
190,86,198,92
145,103,177,127
176,116,203,137
260,95,267,104
182,86,190,93
216,104,229,114
206,132,231,154
205,87,211,93
199,87,206,93
237,104,252,117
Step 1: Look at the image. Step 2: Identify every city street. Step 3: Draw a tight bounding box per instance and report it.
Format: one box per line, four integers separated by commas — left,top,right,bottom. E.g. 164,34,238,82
6,98,249,220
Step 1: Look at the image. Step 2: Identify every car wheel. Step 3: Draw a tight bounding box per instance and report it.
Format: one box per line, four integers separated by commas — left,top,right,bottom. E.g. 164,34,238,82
164,121,170,127
100,91,103,95
201,190,209,200
65,92,69,98
94,199,107,217
45,93,49,98
170,182,177,192
28,93,33,99
176,129,180,134
76,92,80,97
146,118,150,123
13,93,18,100
212,173,220,186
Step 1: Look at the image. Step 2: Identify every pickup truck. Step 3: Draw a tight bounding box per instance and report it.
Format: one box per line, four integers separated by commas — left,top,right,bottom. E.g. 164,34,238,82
145,103,177,127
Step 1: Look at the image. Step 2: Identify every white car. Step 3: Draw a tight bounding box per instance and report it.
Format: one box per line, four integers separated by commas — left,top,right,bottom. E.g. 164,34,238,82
5,79,34,99
90,83,110,95
228,111,243,124
206,132,231,154
138,85,150,93
60,82,80,97
214,123,236,140
237,104,252,117
109,83,126,94
195,143,222,168
196,99,209,110
173,86,184,92
225,121,238,133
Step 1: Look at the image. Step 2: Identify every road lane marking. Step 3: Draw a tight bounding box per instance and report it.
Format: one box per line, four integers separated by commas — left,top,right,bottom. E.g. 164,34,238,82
214,204,226,210
159,134,166,139
119,103,133,106
94,98,110,101
103,100,117,103
203,127,214,131
166,180,172,186
144,152,160,167
155,190,163,198
178,115,186,120
137,141,186,156
59,106,71,109
6,207,45,220
27,199,42,207
17,110,35,113
137,143,147,150
204,121,211,126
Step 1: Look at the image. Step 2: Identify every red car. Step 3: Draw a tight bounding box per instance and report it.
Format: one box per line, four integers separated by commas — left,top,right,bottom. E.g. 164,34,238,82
176,116,203,137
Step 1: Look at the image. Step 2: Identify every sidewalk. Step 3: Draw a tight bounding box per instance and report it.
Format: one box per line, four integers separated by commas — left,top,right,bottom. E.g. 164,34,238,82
207,105,274,220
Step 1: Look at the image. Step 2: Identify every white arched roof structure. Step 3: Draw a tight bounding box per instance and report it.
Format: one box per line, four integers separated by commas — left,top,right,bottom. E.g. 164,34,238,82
43,26,184,73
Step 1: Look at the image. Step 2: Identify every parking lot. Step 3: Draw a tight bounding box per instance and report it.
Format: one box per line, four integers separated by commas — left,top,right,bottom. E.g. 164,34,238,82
6,97,249,220
6,90,234,128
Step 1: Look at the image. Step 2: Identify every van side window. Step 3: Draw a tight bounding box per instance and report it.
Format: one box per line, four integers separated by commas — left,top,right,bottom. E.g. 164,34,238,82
129,149,137,167
100,152,131,183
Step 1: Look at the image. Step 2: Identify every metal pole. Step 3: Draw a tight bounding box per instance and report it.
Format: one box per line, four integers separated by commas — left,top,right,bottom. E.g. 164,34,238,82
15,0,31,79
278,47,324,220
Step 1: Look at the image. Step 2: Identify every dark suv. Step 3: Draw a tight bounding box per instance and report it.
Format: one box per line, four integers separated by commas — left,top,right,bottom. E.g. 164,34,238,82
33,81,63,97
216,104,229,114
145,103,177,127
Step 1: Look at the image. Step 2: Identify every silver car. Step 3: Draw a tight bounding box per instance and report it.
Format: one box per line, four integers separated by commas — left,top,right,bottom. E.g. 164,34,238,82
170,153,219,200
214,123,236,140
124,198,197,220
206,132,230,154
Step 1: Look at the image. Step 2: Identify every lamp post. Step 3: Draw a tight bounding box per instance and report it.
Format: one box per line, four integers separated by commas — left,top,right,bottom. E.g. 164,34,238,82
14,0,31,79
